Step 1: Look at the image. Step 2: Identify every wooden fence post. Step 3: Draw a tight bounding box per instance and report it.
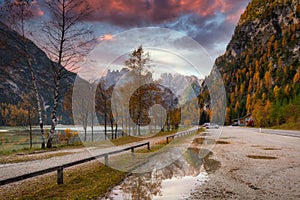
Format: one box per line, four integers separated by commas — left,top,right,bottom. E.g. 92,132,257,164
147,142,150,150
57,166,63,185
104,154,108,165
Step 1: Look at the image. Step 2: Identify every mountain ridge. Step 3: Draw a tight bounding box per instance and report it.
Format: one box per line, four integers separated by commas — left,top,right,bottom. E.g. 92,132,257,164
0,21,76,125
214,0,300,126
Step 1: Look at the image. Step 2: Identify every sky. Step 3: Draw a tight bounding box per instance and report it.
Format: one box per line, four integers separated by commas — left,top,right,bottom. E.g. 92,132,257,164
83,0,250,60
3,0,251,79
86,0,251,79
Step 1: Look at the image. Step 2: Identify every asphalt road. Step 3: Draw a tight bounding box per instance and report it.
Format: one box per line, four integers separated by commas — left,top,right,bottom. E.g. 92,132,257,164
228,126,300,138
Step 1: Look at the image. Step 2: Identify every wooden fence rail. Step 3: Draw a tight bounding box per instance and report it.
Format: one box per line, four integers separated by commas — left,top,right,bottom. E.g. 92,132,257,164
166,129,198,143
0,142,150,186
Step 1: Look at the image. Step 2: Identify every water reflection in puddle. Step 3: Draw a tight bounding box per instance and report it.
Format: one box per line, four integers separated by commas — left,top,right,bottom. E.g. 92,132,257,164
102,147,215,200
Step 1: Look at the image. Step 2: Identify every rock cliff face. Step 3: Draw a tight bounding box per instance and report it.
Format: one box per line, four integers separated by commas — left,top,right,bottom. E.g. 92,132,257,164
0,22,76,124
214,0,300,123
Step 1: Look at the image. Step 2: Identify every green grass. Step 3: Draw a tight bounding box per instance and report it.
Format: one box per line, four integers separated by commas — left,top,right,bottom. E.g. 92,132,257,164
271,121,300,130
0,161,126,200
110,135,144,146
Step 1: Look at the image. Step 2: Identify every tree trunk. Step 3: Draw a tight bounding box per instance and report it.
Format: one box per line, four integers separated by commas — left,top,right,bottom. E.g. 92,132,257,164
104,108,107,140
25,49,45,148
110,119,114,140
115,123,118,139
28,108,32,149
91,116,94,142
47,73,60,148
84,127,87,141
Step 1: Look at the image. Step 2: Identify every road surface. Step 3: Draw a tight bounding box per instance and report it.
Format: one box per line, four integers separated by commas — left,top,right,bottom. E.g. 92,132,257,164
190,126,300,199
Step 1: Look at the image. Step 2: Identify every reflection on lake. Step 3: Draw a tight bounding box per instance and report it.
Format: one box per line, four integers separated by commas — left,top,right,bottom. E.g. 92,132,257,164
102,147,219,200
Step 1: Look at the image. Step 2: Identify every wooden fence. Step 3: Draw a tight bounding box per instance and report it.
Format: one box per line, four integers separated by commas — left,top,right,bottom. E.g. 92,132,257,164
0,142,150,186
166,129,198,143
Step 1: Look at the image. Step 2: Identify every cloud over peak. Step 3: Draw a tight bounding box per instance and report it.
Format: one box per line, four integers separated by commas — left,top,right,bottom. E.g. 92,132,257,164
84,0,249,26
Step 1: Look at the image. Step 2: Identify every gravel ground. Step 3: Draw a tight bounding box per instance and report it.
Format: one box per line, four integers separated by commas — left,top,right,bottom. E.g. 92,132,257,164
190,126,300,200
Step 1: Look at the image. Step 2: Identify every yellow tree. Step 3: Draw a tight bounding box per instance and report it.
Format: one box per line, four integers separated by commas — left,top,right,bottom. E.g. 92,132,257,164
273,85,280,100
225,107,231,125
246,94,251,112
264,71,272,90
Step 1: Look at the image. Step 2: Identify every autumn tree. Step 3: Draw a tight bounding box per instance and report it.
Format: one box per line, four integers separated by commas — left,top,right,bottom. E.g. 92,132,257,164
40,0,95,148
124,45,151,135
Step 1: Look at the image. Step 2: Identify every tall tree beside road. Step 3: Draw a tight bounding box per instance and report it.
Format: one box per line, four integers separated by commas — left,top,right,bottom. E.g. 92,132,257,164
124,46,151,135
41,0,95,148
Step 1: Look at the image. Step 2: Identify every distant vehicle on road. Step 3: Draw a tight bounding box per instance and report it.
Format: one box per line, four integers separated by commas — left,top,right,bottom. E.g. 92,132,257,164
206,123,219,129
202,122,210,127
232,122,239,126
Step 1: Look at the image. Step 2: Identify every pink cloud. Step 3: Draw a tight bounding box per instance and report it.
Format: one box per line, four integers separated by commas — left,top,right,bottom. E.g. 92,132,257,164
32,0,249,27
81,0,249,26
226,8,245,24
97,34,114,42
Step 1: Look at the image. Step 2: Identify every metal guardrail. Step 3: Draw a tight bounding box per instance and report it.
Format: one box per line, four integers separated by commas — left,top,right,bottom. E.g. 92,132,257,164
0,142,150,186
166,129,198,143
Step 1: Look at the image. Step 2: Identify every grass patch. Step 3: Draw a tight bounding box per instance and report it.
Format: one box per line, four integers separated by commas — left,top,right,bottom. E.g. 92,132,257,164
110,135,144,146
271,121,300,130
0,161,126,200
150,127,191,138
246,155,278,160
136,142,165,153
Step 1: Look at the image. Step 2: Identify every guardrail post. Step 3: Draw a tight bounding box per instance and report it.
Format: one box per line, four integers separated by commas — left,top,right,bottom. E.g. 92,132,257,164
131,147,134,155
57,166,63,185
147,142,150,150
166,137,169,144
104,154,108,165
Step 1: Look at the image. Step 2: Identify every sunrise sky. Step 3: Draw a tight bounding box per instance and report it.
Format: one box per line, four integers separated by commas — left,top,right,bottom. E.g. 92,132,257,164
85,0,250,59
7,0,251,79
25,0,250,60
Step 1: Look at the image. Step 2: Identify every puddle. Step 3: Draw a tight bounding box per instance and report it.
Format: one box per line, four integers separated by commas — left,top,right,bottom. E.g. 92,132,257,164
193,137,215,145
102,148,220,200
246,155,278,160
263,148,281,151
251,145,262,148
216,140,230,144
219,137,235,139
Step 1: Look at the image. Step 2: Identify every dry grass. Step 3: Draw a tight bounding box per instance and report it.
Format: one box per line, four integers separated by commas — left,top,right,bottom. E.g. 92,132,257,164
0,161,126,200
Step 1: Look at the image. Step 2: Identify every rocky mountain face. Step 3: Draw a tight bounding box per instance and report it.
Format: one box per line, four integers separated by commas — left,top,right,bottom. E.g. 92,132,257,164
214,0,300,126
0,22,76,124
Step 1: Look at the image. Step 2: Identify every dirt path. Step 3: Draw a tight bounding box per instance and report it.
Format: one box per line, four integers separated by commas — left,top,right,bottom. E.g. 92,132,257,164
190,126,300,199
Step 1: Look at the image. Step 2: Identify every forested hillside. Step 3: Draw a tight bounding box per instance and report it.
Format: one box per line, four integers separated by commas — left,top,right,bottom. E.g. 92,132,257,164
0,22,76,125
215,0,300,128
